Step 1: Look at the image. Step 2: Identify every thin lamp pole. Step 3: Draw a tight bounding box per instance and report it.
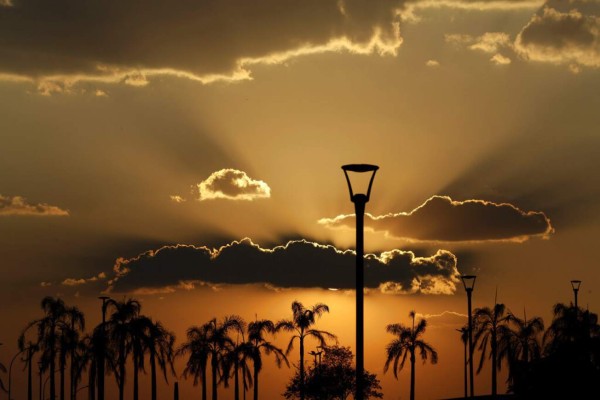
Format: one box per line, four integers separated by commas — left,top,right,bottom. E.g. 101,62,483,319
571,280,581,309
342,163,378,400
461,275,476,398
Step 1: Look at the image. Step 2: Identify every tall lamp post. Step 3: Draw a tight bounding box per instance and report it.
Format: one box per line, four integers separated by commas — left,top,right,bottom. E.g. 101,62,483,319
342,163,379,400
570,280,581,308
461,275,476,398
97,296,111,400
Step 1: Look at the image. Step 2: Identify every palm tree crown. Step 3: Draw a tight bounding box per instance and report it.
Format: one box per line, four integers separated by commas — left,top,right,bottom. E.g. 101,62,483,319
384,311,438,400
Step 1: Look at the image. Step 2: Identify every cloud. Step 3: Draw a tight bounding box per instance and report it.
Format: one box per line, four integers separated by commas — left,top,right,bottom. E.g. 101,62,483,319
425,59,440,67
40,281,52,287
107,238,460,295
319,195,554,242
469,32,512,53
61,272,107,287
0,0,404,92
169,195,186,203
515,5,600,69
196,169,271,201
491,53,512,64
400,0,544,22
0,194,69,217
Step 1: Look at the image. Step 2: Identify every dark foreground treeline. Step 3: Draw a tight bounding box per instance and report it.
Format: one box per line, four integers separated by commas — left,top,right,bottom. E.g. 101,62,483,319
0,296,599,400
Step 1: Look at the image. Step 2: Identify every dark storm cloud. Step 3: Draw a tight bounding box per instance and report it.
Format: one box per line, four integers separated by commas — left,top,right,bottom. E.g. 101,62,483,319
0,194,69,216
515,1,600,68
0,0,404,90
319,196,553,243
107,238,460,295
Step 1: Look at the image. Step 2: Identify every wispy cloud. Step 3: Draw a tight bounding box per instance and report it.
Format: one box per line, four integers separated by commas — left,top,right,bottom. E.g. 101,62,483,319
196,169,271,201
0,194,69,217
319,195,554,243
107,238,460,295
61,272,106,286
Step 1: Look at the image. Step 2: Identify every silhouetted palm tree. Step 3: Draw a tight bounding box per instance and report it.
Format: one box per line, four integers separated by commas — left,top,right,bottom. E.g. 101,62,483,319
384,311,438,400
277,301,336,400
60,305,85,400
146,319,176,400
17,336,39,400
222,332,253,400
106,298,141,400
22,296,68,400
473,303,510,397
206,316,245,400
129,315,151,400
178,325,211,400
247,319,289,400
498,311,544,392
76,327,116,400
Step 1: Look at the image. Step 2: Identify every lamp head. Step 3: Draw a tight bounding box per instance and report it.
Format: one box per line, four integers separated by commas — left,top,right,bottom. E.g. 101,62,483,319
461,275,477,292
571,280,582,291
341,164,379,203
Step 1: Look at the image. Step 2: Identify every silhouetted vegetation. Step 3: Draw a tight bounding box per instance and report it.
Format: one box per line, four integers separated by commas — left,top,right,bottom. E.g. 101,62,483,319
384,311,438,400
283,345,382,400
5,293,600,400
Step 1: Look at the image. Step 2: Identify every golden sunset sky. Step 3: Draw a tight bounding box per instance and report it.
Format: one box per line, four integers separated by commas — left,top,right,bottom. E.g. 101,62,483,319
1,0,599,398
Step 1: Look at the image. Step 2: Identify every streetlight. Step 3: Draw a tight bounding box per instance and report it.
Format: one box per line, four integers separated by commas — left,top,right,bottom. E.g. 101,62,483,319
97,296,111,400
341,163,379,400
461,275,476,398
570,280,581,309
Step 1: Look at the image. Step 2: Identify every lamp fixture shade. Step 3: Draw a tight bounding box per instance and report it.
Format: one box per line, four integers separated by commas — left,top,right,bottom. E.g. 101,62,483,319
342,164,379,203
461,275,477,291
571,280,582,290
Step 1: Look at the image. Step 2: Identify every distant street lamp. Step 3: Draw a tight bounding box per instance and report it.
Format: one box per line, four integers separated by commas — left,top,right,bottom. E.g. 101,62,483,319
97,296,111,400
461,275,477,398
571,280,581,308
342,163,379,400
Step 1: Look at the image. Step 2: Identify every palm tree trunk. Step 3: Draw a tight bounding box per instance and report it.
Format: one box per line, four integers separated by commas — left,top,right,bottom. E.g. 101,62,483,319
492,330,497,397
28,351,33,400
88,362,96,400
133,357,139,400
119,343,125,400
234,359,239,400
51,345,57,400
410,350,416,400
299,335,305,400
212,356,218,400
60,355,66,400
202,364,207,400
151,349,157,400
253,364,259,400
70,345,75,400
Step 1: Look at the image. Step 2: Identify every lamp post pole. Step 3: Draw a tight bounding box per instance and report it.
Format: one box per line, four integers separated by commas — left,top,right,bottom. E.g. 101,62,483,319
342,164,378,400
461,275,476,398
97,296,110,400
571,280,581,309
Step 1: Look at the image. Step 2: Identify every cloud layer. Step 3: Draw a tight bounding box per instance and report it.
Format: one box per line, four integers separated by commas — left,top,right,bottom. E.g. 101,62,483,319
0,194,69,216
319,195,554,242
196,169,271,201
107,238,460,295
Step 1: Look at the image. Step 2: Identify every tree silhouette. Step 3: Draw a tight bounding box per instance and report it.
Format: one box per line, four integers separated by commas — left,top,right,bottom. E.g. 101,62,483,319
246,319,288,400
498,310,544,392
146,319,176,400
277,301,336,400
106,298,141,400
21,296,69,400
59,305,85,400
473,303,510,397
179,324,211,400
129,315,151,400
284,345,383,400
222,337,253,400
0,343,7,394
17,336,39,400
384,311,438,400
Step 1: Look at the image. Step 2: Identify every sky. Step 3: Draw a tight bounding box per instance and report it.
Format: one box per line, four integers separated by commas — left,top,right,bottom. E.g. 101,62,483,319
1,0,600,398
